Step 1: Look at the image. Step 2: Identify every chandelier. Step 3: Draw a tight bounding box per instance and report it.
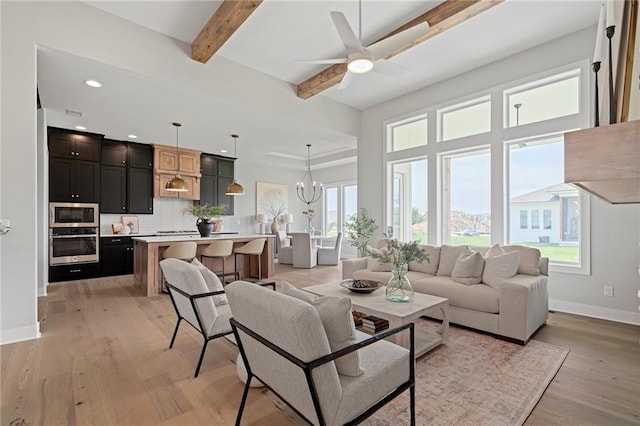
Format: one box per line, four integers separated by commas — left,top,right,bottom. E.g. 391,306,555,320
296,144,322,205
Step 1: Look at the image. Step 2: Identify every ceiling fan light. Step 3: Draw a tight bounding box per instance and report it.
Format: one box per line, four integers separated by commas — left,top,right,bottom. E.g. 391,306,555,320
225,179,244,196
348,57,374,74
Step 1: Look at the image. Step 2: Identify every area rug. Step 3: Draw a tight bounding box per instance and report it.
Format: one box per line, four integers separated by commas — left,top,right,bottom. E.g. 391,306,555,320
368,319,569,426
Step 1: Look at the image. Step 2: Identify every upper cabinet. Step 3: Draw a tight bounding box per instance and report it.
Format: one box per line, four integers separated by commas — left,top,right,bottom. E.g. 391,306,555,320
152,144,202,200
48,127,100,161
199,153,235,215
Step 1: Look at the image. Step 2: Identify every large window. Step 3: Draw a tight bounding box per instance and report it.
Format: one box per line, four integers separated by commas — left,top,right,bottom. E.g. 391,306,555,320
441,150,491,245
384,64,589,273
508,137,580,263
390,159,427,242
323,183,357,237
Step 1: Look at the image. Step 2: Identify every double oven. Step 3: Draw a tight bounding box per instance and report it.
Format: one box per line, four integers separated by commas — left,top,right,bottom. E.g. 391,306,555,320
49,202,100,265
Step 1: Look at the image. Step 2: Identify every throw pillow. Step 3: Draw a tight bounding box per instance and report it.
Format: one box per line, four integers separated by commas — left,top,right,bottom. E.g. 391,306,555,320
408,245,440,275
451,247,485,285
190,259,228,306
503,245,541,276
482,250,519,287
485,243,504,258
436,245,467,276
280,282,363,377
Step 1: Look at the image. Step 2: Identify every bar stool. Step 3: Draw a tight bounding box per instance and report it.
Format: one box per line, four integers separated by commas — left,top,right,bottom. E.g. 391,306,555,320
201,240,235,283
160,242,197,293
234,238,266,280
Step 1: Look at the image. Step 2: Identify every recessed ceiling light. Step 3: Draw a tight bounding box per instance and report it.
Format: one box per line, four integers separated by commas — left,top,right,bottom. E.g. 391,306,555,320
220,149,228,153
128,134,138,139
75,125,87,130
84,80,102,88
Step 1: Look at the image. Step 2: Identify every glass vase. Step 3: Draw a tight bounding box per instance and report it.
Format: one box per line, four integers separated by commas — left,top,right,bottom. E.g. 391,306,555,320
305,221,315,235
386,264,414,302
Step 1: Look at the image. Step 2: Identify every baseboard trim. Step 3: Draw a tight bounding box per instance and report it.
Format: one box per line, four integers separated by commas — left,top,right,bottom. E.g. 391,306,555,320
0,323,41,345
38,287,47,297
550,299,640,326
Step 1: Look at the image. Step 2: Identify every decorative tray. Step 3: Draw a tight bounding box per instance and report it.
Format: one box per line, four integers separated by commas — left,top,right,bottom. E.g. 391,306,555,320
339,279,383,294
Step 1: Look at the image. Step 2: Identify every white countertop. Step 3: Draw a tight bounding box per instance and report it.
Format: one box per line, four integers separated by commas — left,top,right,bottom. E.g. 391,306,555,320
131,234,274,243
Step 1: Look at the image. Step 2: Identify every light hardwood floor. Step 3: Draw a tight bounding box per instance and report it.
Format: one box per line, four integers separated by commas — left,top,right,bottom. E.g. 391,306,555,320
1,263,638,425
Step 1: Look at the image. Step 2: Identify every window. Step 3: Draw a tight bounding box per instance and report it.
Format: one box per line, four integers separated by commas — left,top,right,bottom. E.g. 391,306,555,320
441,149,491,245
508,137,580,263
390,159,427,242
389,116,427,152
505,70,580,127
438,97,491,141
543,210,552,230
323,183,357,237
520,211,528,229
531,210,540,229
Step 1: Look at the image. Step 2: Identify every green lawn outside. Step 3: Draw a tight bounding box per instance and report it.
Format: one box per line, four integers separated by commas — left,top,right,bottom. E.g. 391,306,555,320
410,234,577,263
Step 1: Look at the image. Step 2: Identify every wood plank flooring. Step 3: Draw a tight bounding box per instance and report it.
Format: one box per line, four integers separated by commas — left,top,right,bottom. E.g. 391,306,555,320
1,263,639,425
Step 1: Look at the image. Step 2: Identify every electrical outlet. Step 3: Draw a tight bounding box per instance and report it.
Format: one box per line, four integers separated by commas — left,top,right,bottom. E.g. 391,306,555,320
604,285,614,297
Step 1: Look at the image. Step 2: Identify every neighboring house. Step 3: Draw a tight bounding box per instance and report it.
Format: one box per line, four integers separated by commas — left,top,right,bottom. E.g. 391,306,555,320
510,183,579,245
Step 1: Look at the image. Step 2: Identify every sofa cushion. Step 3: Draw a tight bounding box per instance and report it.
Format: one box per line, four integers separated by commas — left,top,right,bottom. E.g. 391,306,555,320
282,282,363,377
412,276,499,313
408,245,440,275
451,247,484,285
436,245,467,276
190,258,228,306
503,245,541,276
483,250,519,288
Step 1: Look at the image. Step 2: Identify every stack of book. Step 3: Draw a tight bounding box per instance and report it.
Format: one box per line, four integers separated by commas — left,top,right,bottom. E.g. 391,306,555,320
361,315,389,333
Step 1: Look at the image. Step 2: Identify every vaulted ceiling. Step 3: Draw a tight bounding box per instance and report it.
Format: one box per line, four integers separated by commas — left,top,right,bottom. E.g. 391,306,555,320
37,0,601,168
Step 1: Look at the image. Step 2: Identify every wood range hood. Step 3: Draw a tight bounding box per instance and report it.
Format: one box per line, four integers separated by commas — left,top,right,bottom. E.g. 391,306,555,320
564,120,640,204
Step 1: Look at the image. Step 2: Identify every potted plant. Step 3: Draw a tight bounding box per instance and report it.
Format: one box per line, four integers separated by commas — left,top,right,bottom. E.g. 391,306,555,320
368,239,428,303
344,208,378,257
185,203,227,237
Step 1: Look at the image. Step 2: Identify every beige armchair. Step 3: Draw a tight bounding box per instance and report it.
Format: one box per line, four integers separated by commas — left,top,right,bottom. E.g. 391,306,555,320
225,282,415,425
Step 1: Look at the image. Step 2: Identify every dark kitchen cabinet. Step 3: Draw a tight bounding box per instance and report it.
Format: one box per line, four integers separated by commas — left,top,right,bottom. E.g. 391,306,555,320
129,167,154,214
49,262,100,283
198,154,234,215
50,158,100,202
128,143,153,169
48,127,100,161
101,139,127,166
101,165,127,213
101,236,133,276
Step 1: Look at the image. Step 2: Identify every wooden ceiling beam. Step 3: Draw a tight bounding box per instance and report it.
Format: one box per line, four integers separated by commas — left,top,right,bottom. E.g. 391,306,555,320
192,0,263,64
296,0,503,100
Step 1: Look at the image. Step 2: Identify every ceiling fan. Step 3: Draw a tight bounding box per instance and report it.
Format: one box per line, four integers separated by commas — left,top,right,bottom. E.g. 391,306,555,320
297,2,430,89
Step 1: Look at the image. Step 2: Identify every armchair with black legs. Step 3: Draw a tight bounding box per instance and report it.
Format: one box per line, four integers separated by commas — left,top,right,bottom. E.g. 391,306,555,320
160,258,233,378
225,281,415,426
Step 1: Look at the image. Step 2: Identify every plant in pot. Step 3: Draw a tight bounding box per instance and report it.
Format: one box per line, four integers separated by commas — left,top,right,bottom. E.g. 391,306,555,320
344,208,378,257
185,203,227,237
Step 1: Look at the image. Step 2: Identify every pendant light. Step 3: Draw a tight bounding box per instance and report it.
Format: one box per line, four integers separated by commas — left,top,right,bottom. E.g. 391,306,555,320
225,134,244,196
296,144,322,205
165,122,188,192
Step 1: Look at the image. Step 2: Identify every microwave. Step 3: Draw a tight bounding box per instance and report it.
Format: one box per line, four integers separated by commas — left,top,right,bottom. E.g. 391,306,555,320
49,202,99,228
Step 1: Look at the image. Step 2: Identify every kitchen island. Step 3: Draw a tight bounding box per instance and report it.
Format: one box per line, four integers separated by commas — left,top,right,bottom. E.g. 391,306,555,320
132,234,275,296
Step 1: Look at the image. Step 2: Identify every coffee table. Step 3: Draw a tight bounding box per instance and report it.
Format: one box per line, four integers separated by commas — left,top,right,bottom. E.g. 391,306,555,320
303,282,449,358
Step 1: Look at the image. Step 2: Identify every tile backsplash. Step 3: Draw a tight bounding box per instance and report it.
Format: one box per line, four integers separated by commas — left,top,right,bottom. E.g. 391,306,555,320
100,198,198,235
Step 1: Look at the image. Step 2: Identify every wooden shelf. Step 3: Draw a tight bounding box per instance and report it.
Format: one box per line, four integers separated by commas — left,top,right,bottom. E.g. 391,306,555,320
565,120,640,204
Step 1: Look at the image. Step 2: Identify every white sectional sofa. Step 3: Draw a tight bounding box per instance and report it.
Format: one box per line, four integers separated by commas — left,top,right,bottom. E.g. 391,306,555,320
342,244,549,344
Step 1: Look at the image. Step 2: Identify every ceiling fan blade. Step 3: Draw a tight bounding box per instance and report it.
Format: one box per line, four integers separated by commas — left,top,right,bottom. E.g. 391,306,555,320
368,22,430,60
373,58,409,78
330,11,364,53
294,58,348,64
338,70,354,90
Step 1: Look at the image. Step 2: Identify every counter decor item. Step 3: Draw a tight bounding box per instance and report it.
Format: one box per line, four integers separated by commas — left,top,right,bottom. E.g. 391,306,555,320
121,215,139,234
185,203,227,237
368,239,428,303
339,279,382,294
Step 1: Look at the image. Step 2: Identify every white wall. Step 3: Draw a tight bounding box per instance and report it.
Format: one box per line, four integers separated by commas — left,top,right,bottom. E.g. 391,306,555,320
0,1,359,344
360,27,640,324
